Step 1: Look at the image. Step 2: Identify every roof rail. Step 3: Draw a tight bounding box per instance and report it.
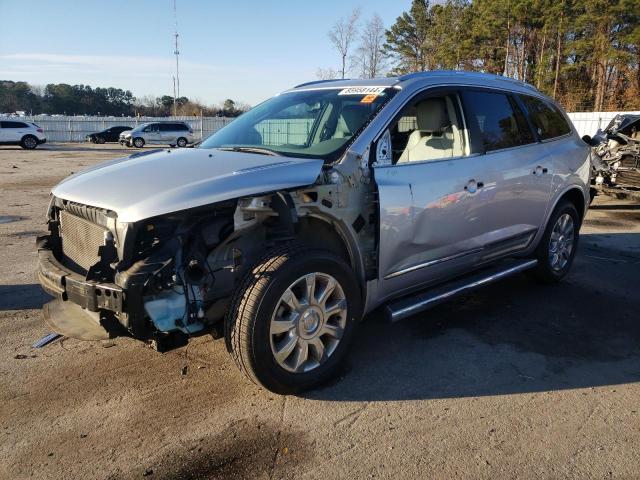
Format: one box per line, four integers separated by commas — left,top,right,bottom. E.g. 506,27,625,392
398,70,539,92
294,78,349,88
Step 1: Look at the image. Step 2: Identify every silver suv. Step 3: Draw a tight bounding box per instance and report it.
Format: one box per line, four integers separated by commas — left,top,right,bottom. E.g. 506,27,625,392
38,72,590,394
120,121,196,148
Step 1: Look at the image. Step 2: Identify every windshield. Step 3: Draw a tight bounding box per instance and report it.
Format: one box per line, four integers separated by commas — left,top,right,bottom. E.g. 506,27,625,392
200,87,396,161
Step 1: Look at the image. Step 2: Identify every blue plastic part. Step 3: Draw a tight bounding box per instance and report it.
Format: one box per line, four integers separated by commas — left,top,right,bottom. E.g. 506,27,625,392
32,332,63,348
144,289,204,335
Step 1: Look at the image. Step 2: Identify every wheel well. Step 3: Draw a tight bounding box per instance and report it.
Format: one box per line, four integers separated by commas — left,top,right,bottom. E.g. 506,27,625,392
295,216,352,268
559,188,586,223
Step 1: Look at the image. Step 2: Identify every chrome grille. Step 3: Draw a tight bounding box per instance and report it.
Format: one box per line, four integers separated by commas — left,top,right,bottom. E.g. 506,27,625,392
59,210,108,273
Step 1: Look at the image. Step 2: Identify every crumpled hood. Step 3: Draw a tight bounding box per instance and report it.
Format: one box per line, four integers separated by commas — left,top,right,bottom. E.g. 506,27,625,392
52,148,324,223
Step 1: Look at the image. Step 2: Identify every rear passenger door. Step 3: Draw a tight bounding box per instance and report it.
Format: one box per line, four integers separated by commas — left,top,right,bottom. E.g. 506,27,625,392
460,88,553,261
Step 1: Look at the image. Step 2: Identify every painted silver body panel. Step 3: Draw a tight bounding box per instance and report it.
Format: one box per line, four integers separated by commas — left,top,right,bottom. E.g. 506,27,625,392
322,72,592,314
52,148,324,223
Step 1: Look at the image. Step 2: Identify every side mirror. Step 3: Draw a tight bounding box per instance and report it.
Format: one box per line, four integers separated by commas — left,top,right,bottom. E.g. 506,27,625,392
374,129,392,166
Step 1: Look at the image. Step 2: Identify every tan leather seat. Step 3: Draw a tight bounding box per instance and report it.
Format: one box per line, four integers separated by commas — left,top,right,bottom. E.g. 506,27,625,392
398,98,460,163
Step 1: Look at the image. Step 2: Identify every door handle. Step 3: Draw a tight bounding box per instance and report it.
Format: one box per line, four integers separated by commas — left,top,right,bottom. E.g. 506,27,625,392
533,165,549,175
464,179,483,193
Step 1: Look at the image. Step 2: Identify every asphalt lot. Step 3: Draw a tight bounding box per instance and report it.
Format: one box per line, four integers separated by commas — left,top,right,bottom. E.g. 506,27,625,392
1,143,640,479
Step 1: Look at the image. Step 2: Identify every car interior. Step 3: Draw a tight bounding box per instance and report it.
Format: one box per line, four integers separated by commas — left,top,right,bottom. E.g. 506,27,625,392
393,94,466,164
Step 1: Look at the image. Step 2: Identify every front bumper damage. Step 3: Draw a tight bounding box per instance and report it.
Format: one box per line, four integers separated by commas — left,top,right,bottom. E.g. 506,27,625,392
36,232,176,345
37,234,126,340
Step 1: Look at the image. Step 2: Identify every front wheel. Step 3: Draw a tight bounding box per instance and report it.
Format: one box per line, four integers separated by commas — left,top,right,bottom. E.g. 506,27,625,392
531,200,580,283
21,135,38,149
225,244,361,394
132,137,145,148
96,136,106,144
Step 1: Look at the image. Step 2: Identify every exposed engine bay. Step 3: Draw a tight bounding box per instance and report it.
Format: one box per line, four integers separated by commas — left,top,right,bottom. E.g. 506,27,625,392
39,154,376,351
586,114,640,189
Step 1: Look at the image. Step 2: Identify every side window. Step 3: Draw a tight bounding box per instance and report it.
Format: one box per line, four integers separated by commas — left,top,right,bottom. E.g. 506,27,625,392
176,123,189,131
462,90,534,152
158,124,172,132
389,93,467,164
519,95,571,140
1,121,25,128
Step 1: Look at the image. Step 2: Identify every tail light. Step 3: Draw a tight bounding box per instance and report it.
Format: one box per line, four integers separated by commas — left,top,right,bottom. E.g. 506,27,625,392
37,128,44,133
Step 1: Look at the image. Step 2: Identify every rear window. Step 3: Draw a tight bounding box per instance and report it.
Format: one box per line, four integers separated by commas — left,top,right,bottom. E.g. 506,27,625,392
462,90,534,152
519,95,571,140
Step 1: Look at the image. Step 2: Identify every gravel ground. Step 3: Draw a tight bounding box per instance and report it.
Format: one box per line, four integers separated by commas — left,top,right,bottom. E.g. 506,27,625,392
1,143,640,480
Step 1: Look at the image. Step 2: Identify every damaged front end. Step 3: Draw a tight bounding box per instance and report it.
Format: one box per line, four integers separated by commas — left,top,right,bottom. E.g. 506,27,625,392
587,114,640,189
37,197,242,349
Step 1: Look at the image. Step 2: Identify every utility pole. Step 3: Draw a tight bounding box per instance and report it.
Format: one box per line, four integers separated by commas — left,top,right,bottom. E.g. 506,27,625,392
173,0,180,112
173,76,177,117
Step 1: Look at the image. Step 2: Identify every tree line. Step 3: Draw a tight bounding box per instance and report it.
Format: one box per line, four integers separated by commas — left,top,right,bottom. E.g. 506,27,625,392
323,0,639,111
0,80,249,117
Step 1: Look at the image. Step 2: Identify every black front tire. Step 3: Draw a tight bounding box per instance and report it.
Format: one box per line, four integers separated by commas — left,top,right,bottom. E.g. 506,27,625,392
531,200,580,283
176,137,187,148
96,137,106,144
225,244,361,394
132,137,145,148
20,135,38,149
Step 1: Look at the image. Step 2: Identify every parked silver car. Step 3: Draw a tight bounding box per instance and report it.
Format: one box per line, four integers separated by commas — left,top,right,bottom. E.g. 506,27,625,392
120,121,196,148
38,71,590,393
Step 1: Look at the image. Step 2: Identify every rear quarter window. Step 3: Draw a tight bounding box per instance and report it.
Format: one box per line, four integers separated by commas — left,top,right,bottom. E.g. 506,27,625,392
519,95,571,140
462,90,534,152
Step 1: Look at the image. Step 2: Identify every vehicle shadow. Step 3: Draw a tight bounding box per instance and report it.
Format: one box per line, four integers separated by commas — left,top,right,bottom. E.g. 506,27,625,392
307,238,640,402
0,284,51,310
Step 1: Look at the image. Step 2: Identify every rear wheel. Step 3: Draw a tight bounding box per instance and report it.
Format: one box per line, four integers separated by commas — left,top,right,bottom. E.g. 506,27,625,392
225,244,361,394
531,200,580,283
20,135,38,150
176,137,187,148
132,137,145,148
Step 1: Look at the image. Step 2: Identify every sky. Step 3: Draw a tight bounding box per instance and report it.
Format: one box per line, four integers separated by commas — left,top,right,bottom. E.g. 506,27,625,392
0,0,412,106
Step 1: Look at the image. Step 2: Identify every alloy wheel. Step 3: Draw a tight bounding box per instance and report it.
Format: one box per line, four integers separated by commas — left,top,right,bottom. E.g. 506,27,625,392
548,213,574,271
269,272,347,373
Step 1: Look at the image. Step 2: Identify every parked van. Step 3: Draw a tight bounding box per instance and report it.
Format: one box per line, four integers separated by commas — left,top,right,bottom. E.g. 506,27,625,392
120,121,195,148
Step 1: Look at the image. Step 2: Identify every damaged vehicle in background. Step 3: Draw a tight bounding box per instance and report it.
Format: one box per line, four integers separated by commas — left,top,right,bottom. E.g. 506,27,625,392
37,72,591,394
584,114,640,189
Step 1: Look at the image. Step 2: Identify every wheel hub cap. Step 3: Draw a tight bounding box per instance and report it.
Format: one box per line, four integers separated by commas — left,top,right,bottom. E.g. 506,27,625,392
300,307,322,337
269,272,347,373
548,213,575,271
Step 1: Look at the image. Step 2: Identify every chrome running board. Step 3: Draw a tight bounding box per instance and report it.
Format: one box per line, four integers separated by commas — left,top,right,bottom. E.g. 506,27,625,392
386,259,538,322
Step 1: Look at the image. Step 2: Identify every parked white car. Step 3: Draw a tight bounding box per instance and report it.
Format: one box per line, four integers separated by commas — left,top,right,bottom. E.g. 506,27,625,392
0,120,46,149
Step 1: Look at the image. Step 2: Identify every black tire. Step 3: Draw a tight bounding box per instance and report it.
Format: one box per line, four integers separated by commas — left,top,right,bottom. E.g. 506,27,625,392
20,135,38,150
531,200,580,283
132,137,145,148
176,137,187,148
96,136,106,144
225,244,361,394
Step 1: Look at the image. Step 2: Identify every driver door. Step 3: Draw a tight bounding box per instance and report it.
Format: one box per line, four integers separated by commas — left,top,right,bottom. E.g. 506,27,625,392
373,90,489,303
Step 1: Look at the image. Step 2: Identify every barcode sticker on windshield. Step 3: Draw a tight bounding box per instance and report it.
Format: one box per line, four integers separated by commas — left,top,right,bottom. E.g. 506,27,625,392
338,86,387,96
